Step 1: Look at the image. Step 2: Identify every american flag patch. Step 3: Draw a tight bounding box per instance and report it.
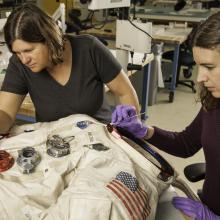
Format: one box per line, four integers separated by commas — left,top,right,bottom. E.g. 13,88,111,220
106,171,151,220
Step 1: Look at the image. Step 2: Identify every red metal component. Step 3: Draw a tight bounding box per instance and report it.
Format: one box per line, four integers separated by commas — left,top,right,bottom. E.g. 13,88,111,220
106,123,114,133
106,123,121,138
0,150,14,172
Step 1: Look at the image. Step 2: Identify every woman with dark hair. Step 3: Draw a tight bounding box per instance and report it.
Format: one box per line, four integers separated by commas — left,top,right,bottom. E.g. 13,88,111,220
0,3,139,133
111,11,220,220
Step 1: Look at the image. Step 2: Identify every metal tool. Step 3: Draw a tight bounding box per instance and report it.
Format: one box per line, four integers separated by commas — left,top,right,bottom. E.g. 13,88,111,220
111,112,146,125
107,112,146,134
83,143,109,151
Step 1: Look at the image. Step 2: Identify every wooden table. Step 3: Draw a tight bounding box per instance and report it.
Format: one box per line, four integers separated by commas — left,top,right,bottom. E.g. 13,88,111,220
17,95,36,122
152,25,193,102
80,22,192,102
80,21,191,44
133,6,220,24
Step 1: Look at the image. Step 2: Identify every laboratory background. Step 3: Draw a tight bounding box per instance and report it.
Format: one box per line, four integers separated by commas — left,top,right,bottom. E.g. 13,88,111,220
0,0,220,219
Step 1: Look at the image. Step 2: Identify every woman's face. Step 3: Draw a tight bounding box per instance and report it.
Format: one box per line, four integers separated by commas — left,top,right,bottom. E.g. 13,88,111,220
193,46,220,98
12,39,50,72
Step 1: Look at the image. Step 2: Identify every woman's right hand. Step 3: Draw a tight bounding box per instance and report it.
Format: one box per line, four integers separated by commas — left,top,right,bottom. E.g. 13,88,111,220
111,105,148,139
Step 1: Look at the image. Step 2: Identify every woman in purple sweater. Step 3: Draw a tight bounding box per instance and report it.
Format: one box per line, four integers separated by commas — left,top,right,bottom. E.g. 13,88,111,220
111,11,220,220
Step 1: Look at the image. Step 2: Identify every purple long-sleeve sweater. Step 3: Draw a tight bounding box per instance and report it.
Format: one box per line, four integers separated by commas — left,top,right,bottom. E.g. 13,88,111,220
147,107,220,215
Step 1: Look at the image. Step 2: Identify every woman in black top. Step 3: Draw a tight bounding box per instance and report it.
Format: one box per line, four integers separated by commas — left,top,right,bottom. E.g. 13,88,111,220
0,3,139,133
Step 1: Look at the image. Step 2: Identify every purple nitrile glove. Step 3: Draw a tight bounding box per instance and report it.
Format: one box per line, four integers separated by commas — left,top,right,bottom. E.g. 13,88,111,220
172,197,220,220
111,105,148,139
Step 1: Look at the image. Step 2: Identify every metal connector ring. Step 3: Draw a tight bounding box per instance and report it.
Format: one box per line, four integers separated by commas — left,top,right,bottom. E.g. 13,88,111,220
17,147,41,174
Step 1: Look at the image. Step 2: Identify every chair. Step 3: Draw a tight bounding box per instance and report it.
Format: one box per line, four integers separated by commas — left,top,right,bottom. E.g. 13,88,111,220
184,163,206,183
184,162,206,200
162,42,196,93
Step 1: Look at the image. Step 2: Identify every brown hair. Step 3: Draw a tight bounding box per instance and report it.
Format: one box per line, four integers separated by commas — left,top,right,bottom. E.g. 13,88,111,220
4,3,64,65
189,12,220,110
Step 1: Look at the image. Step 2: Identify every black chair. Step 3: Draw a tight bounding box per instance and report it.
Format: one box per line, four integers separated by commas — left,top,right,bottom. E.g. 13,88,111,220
184,163,206,182
162,42,196,93
184,162,206,200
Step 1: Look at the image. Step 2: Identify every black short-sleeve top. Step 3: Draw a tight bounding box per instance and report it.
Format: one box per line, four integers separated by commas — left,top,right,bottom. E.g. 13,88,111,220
1,35,122,123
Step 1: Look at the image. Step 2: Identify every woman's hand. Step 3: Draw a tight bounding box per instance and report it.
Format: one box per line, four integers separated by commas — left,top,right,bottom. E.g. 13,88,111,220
172,197,220,220
111,105,148,139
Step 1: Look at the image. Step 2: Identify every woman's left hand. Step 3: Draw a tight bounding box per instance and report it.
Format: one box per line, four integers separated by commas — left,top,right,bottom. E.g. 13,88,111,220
172,197,220,220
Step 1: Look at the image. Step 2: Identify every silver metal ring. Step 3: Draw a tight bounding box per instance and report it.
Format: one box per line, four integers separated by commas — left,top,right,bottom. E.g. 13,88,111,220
46,135,71,158
17,147,41,174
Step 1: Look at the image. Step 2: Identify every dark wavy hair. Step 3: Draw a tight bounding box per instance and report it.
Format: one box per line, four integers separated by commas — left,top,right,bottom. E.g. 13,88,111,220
188,11,220,110
4,3,64,65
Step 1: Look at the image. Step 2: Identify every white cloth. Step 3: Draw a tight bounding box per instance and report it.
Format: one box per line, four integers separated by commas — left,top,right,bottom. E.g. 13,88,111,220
0,114,172,220
156,54,165,88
